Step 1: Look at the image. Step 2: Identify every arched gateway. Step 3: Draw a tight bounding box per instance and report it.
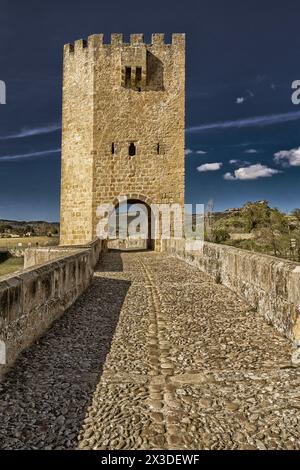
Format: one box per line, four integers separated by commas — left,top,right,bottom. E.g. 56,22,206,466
113,198,154,251
60,33,185,250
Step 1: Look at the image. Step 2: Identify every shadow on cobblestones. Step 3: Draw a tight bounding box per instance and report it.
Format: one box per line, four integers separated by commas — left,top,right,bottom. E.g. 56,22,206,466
0,271,131,449
100,250,124,272
100,249,151,272
1,251,299,450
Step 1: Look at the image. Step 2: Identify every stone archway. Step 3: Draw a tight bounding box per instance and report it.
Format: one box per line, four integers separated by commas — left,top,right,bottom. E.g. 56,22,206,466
112,196,155,251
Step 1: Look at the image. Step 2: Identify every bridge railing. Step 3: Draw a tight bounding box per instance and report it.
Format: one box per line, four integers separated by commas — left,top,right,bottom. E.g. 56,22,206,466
0,239,106,378
161,239,300,351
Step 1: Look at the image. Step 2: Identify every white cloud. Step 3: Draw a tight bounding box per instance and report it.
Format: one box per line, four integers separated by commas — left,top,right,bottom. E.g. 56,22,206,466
0,148,61,162
229,159,250,166
235,90,255,105
274,147,300,167
186,110,300,134
196,150,207,155
197,162,223,172
224,172,236,181
245,148,258,154
224,164,280,181
185,148,193,156
0,123,61,141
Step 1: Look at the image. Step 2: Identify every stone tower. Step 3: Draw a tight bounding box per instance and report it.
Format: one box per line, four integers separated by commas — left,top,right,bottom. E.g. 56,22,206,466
60,33,185,247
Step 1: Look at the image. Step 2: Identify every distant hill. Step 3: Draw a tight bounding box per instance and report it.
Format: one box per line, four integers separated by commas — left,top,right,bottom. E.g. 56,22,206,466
0,220,59,237
204,201,300,261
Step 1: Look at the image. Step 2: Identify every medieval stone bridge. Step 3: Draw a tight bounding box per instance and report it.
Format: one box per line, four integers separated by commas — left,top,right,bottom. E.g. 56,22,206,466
0,249,299,450
1,32,299,450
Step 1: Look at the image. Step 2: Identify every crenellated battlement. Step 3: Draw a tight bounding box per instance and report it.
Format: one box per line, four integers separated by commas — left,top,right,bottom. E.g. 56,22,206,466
64,33,185,54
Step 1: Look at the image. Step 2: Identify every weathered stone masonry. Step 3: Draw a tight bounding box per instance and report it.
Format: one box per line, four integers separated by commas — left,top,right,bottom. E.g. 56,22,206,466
60,33,185,246
161,239,300,346
0,239,106,378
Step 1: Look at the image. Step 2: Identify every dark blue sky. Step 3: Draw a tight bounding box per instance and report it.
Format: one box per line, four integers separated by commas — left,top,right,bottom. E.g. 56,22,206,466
0,0,300,221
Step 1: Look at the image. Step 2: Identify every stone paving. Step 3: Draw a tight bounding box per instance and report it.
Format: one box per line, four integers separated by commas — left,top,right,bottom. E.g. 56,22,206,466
0,250,299,450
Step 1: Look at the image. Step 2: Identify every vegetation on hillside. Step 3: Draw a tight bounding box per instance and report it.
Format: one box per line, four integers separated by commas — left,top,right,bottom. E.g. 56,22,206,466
0,219,59,238
206,201,300,261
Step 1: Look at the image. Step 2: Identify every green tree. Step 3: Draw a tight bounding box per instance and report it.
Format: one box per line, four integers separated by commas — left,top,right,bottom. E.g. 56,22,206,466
242,201,271,232
211,227,230,244
292,208,300,221
257,208,289,257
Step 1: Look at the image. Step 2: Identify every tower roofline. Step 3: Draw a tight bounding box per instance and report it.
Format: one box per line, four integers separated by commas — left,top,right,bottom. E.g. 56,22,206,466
64,32,185,53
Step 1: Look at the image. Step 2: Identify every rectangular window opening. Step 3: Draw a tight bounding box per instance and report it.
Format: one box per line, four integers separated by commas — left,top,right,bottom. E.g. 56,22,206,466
111,143,115,155
136,67,142,88
129,142,136,156
125,67,131,88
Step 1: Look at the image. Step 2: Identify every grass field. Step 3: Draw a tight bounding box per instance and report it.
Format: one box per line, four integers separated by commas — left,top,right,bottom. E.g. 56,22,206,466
0,257,24,277
0,236,59,277
0,236,59,250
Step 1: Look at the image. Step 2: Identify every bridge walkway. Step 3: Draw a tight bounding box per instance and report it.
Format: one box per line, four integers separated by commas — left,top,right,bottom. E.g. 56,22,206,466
0,250,299,450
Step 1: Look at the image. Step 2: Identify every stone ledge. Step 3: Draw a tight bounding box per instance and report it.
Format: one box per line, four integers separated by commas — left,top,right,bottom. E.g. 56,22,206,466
0,239,106,378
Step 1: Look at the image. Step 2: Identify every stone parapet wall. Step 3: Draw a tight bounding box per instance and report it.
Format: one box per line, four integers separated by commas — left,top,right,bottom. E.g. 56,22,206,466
24,247,77,268
24,238,104,269
0,239,106,378
161,239,300,344
108,238,148,251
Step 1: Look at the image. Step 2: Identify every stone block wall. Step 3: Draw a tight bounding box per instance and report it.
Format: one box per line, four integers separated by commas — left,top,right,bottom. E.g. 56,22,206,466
24,238,104,269
0,239,105,378
107,237,147,251
60,38,95,245
161,239,300,344
24,247,76,269
60,33,185,247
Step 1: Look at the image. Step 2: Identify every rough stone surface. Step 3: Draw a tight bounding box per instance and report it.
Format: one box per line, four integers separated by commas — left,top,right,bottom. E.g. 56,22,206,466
0,239,105,376
24,247,79,269
60,33,185,246
0,250,299,450
161,239,300,344
108,238,148,251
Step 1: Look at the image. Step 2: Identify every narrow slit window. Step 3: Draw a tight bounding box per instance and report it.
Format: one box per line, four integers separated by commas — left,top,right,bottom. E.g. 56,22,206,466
125,67,131,88
157,143,160,155
129,142,136,156
111,143,115,155
136,67,142,88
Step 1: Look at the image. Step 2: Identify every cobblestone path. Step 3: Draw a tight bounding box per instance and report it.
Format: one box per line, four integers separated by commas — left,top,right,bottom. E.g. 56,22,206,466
0,250,299,450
